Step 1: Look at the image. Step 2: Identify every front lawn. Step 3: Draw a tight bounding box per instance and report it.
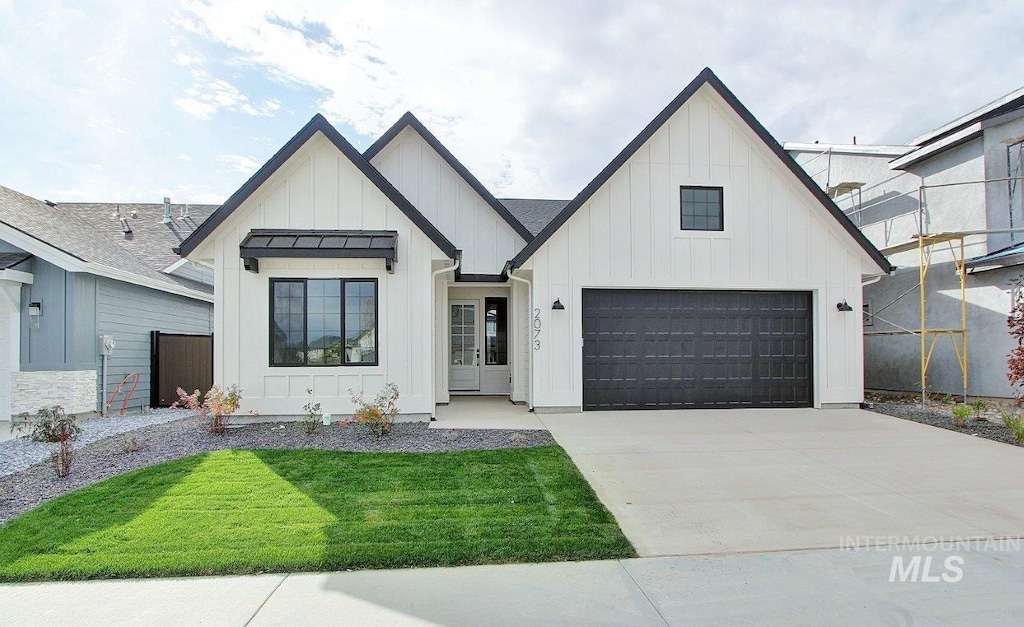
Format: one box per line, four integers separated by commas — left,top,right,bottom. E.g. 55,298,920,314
0,446,634,581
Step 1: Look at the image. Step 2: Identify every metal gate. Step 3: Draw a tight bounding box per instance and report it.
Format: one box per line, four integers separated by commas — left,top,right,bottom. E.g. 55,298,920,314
582,289,812,410
150,331,213,407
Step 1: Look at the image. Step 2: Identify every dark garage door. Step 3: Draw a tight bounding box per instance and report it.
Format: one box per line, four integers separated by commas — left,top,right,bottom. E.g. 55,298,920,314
582,289,812,410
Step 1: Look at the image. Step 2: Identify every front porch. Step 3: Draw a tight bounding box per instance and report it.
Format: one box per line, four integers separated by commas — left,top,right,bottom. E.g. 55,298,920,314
432,396,544,430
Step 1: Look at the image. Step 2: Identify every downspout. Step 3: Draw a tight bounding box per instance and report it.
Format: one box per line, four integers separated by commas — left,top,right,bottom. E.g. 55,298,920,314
431,256,460,416
505,262,533,411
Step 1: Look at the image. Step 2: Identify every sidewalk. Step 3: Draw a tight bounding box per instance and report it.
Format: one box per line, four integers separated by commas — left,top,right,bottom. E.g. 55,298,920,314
3,545,1023,626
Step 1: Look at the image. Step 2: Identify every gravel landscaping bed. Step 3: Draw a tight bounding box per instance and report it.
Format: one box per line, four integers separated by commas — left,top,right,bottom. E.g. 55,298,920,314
0,417,555,525
867,400,1024,447
0,408,196,478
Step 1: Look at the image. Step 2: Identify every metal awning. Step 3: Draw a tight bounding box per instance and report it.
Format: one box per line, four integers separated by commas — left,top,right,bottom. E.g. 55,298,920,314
239,229,398,273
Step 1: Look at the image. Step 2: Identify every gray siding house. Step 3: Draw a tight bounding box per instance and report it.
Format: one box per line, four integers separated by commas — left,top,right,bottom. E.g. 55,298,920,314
0,185,215,424
787,85,1024,398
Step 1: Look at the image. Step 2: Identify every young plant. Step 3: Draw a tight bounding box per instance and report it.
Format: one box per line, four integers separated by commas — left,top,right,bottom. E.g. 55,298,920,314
349,382,400,438
51,439,73,478
172,385,242,435
1001,411,1024,442
971,399,989,421
302,388,322,435
12,406,81,443
1007,276,1024,404
950,404,972,428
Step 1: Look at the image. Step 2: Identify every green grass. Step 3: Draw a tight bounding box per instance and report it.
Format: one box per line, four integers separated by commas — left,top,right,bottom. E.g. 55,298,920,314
0,446,635,581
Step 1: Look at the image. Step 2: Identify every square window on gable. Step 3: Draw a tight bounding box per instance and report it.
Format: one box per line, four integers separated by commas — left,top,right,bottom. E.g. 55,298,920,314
680,186,724,231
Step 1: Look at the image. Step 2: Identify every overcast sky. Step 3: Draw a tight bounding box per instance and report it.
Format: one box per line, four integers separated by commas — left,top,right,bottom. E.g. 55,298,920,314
2,0,1023,204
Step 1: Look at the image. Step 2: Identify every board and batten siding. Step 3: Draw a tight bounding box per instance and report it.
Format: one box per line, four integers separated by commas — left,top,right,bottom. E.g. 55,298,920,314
96,277,212,410
189,132,448,417
369,127,525,275
521,84,877,410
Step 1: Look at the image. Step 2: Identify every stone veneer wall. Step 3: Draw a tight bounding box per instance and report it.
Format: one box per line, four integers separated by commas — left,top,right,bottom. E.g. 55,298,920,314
11,370,97,416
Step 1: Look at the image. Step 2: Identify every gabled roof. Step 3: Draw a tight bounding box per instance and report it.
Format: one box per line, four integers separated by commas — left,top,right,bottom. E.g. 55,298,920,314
364,112,535,241
177,114,458,259
0,185,212,300
499,198,570,236
510,68,893,273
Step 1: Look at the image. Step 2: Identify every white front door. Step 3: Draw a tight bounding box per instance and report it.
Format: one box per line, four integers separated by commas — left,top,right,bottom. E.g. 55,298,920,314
449,301,480,391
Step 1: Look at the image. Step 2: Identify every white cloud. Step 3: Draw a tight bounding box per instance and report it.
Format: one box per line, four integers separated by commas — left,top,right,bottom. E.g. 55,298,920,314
216,154,260,174
173,70,280,119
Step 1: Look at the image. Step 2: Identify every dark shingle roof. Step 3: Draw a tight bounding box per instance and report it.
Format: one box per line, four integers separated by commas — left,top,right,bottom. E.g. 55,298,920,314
498,198,570,237
0,185,212,296
63,202,217,272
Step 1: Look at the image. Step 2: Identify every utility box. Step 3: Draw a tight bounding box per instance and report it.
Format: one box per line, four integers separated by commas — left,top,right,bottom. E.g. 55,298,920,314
99,334,116,356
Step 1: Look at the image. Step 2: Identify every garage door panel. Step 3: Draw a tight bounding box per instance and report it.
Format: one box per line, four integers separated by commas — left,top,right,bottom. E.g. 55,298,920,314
582,289,812,410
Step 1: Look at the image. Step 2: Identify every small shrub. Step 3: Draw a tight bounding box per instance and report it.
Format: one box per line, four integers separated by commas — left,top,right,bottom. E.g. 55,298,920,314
349,382,400,438
1002,411,1024,442
51,439,73,478
120,437,145,454
302,389,322,435
950,404,972,428
13,406,80,443
172,385,242,435
941,394,954,405
970,399,989,421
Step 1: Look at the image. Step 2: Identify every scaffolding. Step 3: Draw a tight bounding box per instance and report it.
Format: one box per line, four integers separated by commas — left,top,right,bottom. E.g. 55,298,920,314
868,233,967,404
861,175,1024,405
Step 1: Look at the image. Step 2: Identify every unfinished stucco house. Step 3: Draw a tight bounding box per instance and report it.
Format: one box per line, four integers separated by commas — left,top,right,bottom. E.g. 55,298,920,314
787,85,1024,398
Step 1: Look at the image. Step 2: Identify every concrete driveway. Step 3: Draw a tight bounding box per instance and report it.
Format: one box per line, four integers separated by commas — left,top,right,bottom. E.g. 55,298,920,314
539,408,1024,556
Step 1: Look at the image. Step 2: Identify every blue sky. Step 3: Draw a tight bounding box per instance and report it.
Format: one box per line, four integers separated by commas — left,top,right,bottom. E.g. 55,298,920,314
2,0,1023,204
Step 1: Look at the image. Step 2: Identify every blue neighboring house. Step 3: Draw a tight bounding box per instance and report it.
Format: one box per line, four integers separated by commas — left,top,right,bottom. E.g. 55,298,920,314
0,185,216,426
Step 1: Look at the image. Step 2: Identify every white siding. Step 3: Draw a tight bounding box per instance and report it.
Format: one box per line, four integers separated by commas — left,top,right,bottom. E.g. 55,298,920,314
201,132,448,417
370,127,526,275
524,84,875,409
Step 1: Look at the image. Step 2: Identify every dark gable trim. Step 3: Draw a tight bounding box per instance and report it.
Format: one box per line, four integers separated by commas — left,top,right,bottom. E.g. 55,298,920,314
176,114,458,260
364,112,535,242
509,68,893,273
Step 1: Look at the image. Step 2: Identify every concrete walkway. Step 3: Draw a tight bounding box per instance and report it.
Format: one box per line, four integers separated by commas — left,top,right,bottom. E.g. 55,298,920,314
431,396,543,430
4,545,1023,626
539,408,1024,557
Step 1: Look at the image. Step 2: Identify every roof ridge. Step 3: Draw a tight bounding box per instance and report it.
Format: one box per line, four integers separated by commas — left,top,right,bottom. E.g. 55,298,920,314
365,112,535,241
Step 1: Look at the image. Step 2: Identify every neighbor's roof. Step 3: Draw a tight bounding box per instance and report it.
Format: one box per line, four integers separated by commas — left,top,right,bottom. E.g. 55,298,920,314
63,202,217,272
365,112,535,242
0,185,212,300
910,84,1024,147
509,67,893,273
891,85,1024,170
965,240,1024,271
498,198,570,237
177,114,458,260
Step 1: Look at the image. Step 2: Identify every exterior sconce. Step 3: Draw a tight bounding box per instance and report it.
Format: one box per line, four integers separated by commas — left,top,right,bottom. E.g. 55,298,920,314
28,301,42,328
836,300,853,312
552,298,565,311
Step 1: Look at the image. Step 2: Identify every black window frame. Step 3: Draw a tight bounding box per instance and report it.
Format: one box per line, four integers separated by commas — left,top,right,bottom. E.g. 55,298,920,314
680,185,724,232
269,277,379,367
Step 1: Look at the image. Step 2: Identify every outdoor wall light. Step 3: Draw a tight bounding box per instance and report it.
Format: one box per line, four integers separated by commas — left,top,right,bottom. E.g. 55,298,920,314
552,298,565,311
836,300,854,312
